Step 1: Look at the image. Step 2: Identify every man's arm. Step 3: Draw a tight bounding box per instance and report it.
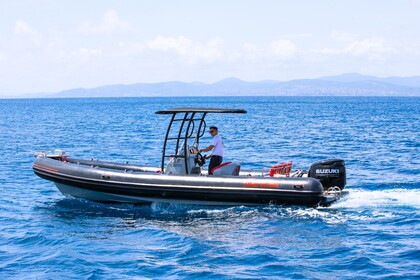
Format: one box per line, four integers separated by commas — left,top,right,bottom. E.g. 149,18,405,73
199,145,214,153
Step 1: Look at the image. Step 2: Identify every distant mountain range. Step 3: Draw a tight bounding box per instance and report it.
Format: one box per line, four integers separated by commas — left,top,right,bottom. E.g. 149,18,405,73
46,73,420,97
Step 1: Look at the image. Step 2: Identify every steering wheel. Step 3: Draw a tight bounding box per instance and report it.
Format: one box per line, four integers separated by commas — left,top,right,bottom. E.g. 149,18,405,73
195,152,206,167
189,146,198,155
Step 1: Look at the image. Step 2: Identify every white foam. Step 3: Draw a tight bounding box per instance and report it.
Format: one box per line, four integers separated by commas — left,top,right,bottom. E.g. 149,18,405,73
331,188,420,209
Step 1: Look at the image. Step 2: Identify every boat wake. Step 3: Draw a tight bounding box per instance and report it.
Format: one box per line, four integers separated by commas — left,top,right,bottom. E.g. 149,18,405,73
330,188,420,209
40,187,420,229
146,188,420,226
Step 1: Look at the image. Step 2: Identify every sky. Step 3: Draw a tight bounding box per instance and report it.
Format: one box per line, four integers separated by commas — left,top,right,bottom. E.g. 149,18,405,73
1,0,420,96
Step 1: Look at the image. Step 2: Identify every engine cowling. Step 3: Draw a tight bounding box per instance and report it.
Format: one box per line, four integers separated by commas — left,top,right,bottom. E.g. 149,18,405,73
308,159,346,190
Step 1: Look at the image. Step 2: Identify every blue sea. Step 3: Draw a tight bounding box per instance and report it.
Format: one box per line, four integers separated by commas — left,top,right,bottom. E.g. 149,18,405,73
0,96,419,279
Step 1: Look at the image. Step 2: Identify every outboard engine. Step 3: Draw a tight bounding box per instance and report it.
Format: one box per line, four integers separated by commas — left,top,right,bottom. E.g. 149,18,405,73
308,159,346,190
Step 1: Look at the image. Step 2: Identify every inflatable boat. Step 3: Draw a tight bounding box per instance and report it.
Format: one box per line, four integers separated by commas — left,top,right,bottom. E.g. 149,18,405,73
33,108,347,207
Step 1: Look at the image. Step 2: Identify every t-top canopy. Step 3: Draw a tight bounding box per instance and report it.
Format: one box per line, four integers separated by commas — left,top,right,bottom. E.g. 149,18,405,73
155,107,247,114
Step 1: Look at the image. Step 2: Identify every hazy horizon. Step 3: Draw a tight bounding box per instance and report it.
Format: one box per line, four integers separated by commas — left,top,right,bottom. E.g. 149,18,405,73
2,73,419,99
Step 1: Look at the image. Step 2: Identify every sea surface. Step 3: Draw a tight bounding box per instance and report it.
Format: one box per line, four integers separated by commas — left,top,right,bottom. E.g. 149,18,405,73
0,96,419,279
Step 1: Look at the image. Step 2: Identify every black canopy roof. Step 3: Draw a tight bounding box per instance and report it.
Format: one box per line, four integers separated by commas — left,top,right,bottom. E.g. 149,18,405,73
155,107,247,114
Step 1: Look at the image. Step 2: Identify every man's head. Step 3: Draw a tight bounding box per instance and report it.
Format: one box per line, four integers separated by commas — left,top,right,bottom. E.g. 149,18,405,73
209,126,218,136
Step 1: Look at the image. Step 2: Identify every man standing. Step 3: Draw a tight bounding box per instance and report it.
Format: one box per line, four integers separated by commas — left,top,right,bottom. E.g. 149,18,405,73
199,126,224,175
